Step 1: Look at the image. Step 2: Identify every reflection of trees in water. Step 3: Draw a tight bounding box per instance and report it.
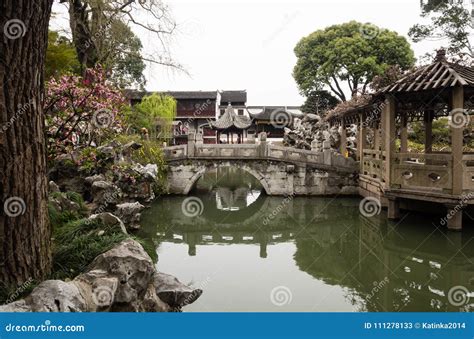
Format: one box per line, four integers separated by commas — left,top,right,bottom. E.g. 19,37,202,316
139,175,474,312
293,215,474,312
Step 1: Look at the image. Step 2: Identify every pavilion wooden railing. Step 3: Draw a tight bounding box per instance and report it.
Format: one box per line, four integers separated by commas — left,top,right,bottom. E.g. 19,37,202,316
392,153,453,192
361,149,385,181
462,154,474,192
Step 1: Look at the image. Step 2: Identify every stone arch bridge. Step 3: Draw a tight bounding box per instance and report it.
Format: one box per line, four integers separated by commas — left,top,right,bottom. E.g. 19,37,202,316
163,139,358,196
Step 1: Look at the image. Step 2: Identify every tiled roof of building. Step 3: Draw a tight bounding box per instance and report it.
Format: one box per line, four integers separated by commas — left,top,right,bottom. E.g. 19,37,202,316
211,104,252,130
247,106,301,121
220,90,247,104
125,90,218,100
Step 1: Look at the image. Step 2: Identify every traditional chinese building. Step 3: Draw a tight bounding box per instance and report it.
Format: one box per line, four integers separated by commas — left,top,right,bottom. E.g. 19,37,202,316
125,90,301,143
247,106,302,138
126,90,219,144
219,90,247,117
211,104,252,144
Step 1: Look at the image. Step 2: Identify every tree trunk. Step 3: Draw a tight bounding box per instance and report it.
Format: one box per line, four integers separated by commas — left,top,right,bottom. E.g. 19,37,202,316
0,0,53,286
68,0,98,71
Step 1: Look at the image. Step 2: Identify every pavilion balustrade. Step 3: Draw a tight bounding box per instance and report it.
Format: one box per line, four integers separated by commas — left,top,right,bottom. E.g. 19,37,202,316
361,149,385,181
462,154,474,191
391,153,453,192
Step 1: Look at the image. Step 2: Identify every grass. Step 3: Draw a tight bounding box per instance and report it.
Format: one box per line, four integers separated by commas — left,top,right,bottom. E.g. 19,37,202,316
49,192,156,280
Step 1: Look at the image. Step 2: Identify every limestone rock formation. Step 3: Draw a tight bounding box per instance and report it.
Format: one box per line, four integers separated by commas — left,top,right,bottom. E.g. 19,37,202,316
115,202,145,231
91,181,122,206
88,212,128,235
0,239,201,312
284,114,358,158
154,272,203,309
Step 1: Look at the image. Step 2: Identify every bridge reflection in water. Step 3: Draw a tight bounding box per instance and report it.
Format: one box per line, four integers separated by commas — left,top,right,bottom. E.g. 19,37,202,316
139,168,474,312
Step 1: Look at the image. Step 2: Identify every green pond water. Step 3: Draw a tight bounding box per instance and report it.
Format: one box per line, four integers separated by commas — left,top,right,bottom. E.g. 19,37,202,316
139,168,474,312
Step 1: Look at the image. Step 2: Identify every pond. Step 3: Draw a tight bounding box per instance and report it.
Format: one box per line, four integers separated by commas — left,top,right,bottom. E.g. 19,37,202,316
139,168,474,312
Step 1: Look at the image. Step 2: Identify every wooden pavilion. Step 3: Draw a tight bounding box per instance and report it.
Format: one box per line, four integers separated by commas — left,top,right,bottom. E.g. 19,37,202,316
210,104,253,144
326,50,474,230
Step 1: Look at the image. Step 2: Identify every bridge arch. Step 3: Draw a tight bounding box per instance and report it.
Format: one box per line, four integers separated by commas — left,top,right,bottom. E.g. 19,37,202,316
182,162,271,195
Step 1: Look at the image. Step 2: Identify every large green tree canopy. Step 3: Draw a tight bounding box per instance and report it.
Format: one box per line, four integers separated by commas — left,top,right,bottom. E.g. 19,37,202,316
293,21,416,101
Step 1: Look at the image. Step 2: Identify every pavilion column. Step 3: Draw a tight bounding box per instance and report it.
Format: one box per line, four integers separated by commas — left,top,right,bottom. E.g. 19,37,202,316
424,110,434,154
374,125,381,159
384,95,396,189
340,123,347,156
400,113,408,154
380,104,387,156
358,114,367,168
451,86,464,197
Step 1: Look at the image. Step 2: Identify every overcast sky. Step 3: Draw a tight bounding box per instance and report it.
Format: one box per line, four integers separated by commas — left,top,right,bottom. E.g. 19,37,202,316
51,0,454,106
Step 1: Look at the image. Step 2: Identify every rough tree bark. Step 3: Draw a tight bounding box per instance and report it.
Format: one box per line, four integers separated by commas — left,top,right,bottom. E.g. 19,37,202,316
67,0,99,70
0,0,54,286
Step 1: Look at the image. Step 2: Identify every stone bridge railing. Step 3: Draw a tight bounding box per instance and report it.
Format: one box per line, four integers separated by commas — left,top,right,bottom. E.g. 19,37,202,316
163,133,355,171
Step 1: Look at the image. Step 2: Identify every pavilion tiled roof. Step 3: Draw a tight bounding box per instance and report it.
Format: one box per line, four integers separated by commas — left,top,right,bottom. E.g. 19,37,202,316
324,95,376,122
210,104,252,130
325,50,474,124
382,50,474,94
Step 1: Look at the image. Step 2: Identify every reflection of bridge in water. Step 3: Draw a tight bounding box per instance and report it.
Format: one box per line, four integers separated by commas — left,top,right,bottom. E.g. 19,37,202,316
141,192,474,312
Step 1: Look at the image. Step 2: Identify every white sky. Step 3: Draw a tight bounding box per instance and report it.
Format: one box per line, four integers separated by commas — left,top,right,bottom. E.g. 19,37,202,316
51,0,452,106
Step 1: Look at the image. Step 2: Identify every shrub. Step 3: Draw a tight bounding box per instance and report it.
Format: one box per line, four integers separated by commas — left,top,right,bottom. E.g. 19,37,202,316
114,135,168,195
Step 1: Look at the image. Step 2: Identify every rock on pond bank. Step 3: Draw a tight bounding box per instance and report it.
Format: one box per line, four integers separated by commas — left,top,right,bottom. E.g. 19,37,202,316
0,239,202,312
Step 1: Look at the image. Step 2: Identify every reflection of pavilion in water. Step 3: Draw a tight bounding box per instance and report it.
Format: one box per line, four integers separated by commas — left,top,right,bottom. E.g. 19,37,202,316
293,216,474,312
195,167,263,211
